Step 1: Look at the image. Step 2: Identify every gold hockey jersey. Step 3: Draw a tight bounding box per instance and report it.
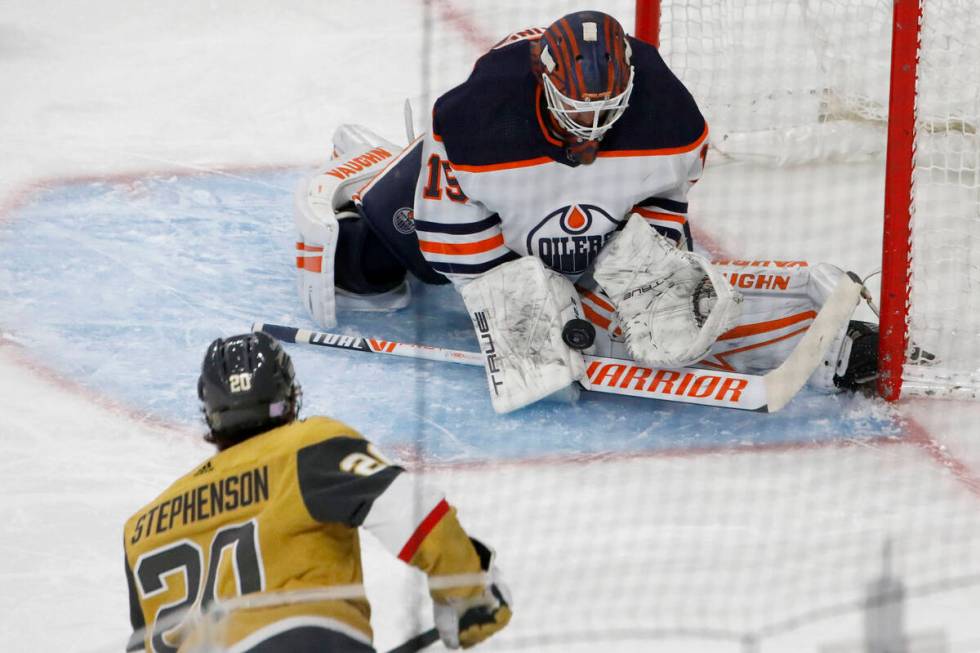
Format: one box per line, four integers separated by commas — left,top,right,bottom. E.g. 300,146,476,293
123,416,482,653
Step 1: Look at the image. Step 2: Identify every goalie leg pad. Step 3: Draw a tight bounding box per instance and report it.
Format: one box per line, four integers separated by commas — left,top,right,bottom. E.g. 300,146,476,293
460,257,586,414
294,178,341,327
593,213,743,367
707,261,865,391
294,129,405,327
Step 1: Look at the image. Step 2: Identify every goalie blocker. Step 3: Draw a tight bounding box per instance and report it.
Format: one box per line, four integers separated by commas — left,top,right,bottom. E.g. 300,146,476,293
460,256,589,414
457,218,746,413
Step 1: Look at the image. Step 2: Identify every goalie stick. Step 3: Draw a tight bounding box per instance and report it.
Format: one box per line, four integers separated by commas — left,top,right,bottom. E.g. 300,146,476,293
191,588,440,653
254,273,862,412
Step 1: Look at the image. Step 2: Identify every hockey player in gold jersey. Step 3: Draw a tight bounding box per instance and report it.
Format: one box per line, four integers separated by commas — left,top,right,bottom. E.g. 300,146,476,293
123,331,511,652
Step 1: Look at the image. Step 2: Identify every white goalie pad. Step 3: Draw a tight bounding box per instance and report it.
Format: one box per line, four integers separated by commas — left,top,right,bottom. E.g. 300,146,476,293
460,257,587,414
294,125,404,327
702,261,859,391
294,177,341,327
593,213,743,367
331,123,401,162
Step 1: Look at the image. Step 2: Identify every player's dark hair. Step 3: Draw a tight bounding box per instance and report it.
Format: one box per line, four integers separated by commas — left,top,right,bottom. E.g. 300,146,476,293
197,331,301,450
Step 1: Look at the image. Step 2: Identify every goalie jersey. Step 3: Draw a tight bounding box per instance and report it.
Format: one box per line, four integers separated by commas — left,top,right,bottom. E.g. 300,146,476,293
409,29,708,285
123,417,483,652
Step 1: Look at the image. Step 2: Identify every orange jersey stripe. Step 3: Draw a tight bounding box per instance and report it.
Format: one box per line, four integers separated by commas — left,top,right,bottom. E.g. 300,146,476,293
452,156,554,174
450,123,708,173
397,499,450,563
632,207,687,223
418,233,505,256
598,124,709,159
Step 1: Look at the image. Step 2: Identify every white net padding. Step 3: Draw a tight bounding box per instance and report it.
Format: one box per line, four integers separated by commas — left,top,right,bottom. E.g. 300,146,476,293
658,0,980,396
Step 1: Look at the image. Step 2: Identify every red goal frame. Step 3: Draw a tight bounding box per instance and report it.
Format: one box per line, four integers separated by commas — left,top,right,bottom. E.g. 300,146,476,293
634,0,923,402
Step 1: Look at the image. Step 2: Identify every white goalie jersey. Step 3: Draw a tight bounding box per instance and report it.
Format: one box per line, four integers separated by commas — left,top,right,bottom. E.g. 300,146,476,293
411,31,709,286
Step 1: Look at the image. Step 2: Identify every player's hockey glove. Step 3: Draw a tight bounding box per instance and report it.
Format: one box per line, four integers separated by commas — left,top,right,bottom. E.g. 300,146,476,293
432,538,513,649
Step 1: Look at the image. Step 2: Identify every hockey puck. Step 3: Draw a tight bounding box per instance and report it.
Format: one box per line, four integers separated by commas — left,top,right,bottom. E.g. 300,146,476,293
562,318,596,351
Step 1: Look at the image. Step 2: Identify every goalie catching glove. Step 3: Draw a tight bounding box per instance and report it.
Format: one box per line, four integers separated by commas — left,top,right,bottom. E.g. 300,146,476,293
593,213,743,367
432,538,513,649
460,256,587,413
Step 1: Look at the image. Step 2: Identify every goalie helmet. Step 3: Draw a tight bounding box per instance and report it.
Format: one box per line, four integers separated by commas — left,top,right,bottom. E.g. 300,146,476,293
534,11,634,158
197,331,300,446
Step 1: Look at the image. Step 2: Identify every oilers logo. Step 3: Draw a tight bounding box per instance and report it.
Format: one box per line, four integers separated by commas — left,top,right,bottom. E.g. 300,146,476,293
391,207,415,235
527,204,620,274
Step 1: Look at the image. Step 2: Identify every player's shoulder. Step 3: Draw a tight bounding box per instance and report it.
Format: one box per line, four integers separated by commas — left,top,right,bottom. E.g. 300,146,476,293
434,37,534,121
214,418,369,476
601,37,707,153
270,415,364,449
123,417,363,528
432,36,556,167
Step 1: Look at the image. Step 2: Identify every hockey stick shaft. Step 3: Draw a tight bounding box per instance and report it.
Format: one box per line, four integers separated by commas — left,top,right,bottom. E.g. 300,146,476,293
385,627,439,653
253,323,485,367
252,321,770,411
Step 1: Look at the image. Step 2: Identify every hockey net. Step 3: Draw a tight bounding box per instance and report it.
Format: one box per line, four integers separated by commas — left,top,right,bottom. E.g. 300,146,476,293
395,3,980,651
651,0,980,400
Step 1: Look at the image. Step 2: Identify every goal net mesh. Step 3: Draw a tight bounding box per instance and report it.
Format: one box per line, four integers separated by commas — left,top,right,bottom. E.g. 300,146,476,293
660,0,980,396
135,3,980,652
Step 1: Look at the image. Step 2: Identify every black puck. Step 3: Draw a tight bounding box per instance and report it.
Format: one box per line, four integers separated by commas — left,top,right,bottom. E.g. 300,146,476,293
562,318,596,350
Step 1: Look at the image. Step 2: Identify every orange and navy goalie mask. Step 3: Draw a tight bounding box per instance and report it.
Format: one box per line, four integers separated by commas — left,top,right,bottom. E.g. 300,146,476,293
533,11,635,164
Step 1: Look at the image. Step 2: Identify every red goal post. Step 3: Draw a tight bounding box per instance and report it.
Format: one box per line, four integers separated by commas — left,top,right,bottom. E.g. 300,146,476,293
878,0,919,402
634,0,661,47
634,0,980,402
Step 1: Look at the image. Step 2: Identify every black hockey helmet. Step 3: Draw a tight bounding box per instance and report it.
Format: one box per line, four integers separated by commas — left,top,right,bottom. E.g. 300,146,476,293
197,331,300,446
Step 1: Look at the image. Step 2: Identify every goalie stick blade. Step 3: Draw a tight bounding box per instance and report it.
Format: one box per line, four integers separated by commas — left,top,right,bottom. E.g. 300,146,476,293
762,273,863,412
579,358,770,410
252,322,301,344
